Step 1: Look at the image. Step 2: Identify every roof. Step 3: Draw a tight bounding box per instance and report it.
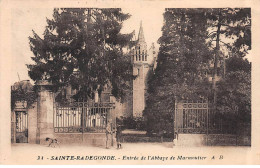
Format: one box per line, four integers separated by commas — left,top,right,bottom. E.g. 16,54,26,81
137,21,145,44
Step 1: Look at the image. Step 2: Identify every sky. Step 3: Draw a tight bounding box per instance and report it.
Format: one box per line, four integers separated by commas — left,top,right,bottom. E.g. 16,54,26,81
10,7,164,84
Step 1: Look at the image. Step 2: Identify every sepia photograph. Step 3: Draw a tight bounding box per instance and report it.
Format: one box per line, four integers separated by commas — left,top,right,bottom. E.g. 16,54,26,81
0,0,259,165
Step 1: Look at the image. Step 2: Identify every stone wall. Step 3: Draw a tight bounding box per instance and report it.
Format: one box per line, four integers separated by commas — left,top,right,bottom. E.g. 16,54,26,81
54,133,116,147
177,134,251,146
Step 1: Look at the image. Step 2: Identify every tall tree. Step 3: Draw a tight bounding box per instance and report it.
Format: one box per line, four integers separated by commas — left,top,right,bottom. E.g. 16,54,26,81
28,8,135,102
144,9,212,134
206,8,251,107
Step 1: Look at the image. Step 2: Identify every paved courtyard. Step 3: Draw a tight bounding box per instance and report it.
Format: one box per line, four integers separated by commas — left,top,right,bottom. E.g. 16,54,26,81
2,143,256,164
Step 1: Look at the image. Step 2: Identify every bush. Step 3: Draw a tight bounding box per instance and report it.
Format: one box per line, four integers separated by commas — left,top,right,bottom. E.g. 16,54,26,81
120,117,146,130
145,109,174,138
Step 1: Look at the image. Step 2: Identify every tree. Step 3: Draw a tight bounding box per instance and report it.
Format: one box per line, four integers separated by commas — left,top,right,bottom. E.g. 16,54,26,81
27,8,135,102
216,57,251,134
144,9,212,134
206,8,251,106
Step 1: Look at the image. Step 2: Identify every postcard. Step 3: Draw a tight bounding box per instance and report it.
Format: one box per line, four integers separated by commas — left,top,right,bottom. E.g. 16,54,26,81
0,0,259,165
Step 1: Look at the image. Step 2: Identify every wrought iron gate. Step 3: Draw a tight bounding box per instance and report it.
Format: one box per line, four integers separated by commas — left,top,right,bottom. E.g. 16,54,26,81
15,111,28,143
54,101,115,133
174,100,221,134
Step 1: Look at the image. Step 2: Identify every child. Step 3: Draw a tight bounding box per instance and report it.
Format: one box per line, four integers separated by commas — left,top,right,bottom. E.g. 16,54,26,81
173,131,178,147
116,124,122,149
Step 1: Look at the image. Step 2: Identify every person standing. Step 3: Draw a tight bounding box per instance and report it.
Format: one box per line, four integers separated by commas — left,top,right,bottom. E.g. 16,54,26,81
116,123,122,149
173,131,178,147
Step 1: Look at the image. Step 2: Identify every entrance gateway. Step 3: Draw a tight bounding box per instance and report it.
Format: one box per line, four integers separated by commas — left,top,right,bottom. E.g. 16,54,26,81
174,100,214,146
15,111,28,143
54,101,115,133
174,100,220,134
11,101,29,143
52,97,116,145
174,99,235,134
11,80,117,146
174,100,236,146
39,80,117,146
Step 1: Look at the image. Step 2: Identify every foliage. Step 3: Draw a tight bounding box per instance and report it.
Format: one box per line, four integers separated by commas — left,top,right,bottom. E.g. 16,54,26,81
11,86,37,111
205,8,251,105
144,9,212,134
206,8,251,57
226,56,251,73
27,8,135,102
216,57,251,125
120,117,146,130
145,109,174,135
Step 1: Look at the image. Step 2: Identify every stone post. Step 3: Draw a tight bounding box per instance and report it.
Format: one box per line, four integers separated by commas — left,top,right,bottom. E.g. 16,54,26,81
28,102,37,144
35,80,54,145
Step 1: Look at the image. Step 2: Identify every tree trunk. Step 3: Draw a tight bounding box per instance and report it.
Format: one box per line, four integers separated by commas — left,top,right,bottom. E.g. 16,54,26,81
212,14,222,109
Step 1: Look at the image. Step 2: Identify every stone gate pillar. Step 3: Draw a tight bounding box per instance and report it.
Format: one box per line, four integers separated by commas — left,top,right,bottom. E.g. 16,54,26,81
36,80,54,145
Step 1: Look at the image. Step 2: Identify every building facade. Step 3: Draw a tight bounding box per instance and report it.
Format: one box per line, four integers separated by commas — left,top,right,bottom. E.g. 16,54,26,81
130,22,158,117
